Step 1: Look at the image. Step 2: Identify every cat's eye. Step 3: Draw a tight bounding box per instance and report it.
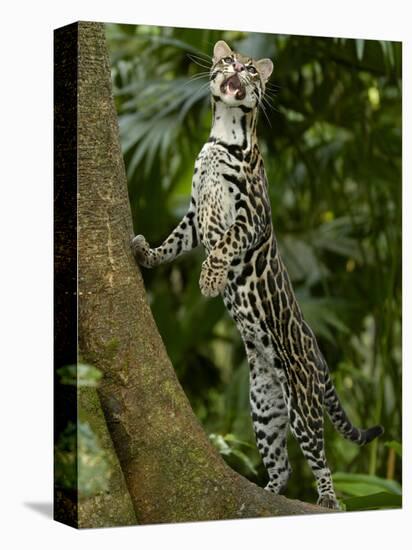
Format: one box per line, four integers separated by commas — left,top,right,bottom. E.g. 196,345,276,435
223,56,233,63
247,65,257,74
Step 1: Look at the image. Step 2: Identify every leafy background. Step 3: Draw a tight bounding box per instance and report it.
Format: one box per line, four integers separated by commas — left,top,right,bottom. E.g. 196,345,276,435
102,23,402,510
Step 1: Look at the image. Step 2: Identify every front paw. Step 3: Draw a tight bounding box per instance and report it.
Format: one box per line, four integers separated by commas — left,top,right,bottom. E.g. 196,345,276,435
199,259,228,297
131,234,151,267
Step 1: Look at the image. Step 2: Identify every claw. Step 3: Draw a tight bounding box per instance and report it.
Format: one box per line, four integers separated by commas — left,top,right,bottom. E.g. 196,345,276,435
131,234,150,266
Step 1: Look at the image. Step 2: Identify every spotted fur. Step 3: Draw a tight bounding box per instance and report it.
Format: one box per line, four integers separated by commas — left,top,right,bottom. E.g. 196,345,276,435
132,40,383,509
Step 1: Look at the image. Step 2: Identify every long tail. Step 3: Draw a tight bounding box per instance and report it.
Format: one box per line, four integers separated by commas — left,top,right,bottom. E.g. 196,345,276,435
324,369,384,445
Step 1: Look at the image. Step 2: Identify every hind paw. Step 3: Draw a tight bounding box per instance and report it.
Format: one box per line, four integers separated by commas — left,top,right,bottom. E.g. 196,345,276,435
317,495,340,510
264,481,284,495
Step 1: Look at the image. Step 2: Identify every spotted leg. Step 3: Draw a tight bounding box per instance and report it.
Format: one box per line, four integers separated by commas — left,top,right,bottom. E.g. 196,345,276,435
132,207,198,268
284,374,339,509
247,346,291,494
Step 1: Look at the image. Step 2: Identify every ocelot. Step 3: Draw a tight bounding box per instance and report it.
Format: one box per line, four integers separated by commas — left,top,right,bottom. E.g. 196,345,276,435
131,40,383,509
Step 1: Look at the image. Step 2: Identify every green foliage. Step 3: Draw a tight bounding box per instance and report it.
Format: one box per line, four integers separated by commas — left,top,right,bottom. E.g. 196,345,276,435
57,364,103,387
343,492,401,511
333,471,402,511
54,420,112,498
55,365,112,499
209,433,258,475
384,440,402,457
77,421,111,498
333,472,401,497
55,421,77,492
106,24,402,507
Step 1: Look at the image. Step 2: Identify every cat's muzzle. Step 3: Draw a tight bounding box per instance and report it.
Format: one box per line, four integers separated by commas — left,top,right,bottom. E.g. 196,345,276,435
220,74,246,100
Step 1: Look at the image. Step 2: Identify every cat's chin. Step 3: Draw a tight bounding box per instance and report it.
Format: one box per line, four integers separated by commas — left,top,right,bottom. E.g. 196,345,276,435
220,95,255,110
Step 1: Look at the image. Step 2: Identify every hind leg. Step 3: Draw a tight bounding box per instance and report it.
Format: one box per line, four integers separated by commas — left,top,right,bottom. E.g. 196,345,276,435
247,347,291,494
261,393,291,494
284,379,339,509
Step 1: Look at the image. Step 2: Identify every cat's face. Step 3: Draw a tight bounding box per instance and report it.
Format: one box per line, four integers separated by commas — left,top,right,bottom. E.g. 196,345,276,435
210,40,273,109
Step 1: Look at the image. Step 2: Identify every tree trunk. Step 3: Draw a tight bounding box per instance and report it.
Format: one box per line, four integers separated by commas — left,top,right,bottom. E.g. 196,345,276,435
77,21,329,524
77,386,137,528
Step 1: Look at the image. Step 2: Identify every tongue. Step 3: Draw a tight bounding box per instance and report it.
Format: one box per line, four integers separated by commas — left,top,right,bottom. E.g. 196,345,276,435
227,75,241,93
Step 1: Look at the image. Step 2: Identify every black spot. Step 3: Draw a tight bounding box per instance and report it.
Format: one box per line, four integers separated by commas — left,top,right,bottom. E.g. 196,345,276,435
241,115,248,149
268,274,276,294
255,249,267,277
266,431,278,445
262,334,270,347
223,173,247,195
256,429,266,440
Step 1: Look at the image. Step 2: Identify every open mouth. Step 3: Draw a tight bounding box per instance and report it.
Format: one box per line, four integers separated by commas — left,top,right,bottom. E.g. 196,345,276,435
220,74,246,100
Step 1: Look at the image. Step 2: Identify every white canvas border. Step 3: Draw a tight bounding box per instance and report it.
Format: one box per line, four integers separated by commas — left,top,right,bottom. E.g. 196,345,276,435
0,0,409,548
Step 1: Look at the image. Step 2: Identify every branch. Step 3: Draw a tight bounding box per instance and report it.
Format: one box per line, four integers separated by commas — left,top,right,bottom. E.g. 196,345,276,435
77,21,331,524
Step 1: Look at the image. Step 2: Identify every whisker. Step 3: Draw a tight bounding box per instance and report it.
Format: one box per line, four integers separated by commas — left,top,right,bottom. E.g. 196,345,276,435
179,80,211,115
260,93,274,112
266,82,281,93
188,51,212,63
197,42,216,60
263,93,282,115
241,75,272,127
187,73,211,82
250,86,272,128
242,78,271,127
263,91,276,104
259,102,272,127
139,77,205,114
187,53,211,70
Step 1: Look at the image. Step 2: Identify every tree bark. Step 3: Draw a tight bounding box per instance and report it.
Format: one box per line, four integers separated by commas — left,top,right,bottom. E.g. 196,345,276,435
77,21,329,524
77,386,137,528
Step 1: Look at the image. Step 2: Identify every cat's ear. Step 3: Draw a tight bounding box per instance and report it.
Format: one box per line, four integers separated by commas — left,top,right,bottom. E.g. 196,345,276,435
256,58,274,83
213,40,232,61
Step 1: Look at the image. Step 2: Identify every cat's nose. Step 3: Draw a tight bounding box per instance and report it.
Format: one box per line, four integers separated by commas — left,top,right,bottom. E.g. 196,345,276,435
233,61,245,72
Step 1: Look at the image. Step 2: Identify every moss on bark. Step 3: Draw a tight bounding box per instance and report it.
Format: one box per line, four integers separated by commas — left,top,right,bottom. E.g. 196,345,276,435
78,386,137,528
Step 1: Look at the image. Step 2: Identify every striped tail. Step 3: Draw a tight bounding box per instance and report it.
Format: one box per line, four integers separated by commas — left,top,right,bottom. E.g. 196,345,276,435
324,369,384,445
